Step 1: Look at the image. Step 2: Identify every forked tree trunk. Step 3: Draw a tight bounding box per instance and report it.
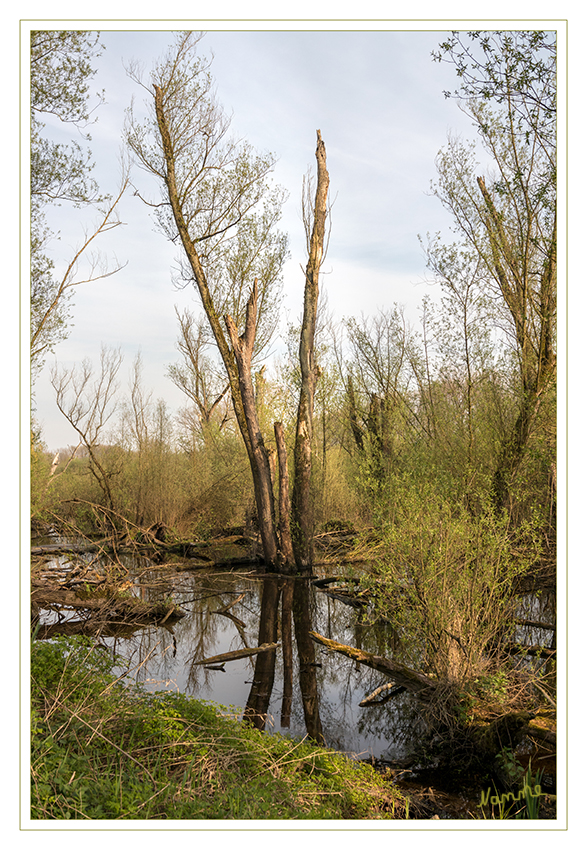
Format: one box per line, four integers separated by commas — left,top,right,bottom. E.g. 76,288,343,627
156,85,329,572
292,130,330,571
155,86,283,568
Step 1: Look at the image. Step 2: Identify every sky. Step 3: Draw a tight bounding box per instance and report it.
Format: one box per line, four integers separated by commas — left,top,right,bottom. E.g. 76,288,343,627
26,21,559,451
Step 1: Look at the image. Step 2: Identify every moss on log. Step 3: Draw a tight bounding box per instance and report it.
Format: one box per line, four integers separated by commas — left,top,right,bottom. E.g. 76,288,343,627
308,631,436,694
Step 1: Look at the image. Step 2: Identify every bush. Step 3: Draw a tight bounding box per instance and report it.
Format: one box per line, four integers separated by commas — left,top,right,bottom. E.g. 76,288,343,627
360,480,529,683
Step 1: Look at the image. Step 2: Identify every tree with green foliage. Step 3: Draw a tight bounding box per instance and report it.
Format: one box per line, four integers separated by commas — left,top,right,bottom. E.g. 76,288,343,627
125,32,329,572
30,30,128,377
125,32,289,568
431,30,556,516
31,30,104,207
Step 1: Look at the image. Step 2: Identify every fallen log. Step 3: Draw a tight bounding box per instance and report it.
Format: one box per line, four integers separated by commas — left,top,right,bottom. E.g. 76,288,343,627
359,682,407,706
31,583,186,625
175,555,263,572
515,619,556,631
312,576,344,589
195,643,280,666
504,643,556,659
31,536,250,559
526,715,556,746
308,632,436,694
32,543,103,555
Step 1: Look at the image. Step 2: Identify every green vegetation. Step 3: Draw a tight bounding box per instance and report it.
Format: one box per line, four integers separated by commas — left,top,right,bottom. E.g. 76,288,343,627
358,476,540,681
30,29,557,818
31,636,407,820
478,760,547,819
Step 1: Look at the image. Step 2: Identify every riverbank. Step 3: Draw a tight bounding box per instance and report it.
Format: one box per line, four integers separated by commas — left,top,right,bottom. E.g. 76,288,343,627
30,634,410,820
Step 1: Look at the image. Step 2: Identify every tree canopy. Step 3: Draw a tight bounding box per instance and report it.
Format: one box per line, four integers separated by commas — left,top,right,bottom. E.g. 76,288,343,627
30,30,105,375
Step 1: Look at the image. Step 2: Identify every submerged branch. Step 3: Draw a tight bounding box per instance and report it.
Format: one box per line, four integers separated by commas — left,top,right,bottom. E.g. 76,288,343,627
308,632,436,694
195,643,280,666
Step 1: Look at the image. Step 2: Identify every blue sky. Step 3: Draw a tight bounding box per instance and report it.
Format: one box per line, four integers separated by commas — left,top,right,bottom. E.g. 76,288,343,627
27,22,558,450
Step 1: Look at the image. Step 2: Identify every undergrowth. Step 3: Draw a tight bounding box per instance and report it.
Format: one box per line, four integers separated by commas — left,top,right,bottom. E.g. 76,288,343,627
30,635,407,820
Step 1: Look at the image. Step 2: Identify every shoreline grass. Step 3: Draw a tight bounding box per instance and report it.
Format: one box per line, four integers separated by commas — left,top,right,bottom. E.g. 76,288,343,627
31,635,408,821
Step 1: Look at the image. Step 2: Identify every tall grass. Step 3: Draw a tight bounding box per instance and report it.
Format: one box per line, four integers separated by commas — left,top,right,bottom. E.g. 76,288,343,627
31,635,407,820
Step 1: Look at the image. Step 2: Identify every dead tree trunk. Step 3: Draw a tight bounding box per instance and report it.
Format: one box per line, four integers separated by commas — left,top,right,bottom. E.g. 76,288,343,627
309,632,437,694
274,421,295,572
292,130,330,572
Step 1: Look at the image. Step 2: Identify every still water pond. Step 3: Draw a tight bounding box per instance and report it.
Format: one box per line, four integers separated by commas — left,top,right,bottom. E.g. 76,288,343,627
38,554,422,762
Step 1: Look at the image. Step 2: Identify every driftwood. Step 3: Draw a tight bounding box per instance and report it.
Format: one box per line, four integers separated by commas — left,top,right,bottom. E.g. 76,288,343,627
308,632,436,694
359,682,407,706
195,643,280,667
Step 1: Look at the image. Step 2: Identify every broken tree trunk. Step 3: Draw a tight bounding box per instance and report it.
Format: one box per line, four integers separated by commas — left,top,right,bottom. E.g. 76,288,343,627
292,130,330,572
309,632,436,694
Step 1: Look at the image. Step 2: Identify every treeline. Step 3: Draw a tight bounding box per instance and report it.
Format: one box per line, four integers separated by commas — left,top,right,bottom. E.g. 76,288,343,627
32,285,555,551
31,29,556,562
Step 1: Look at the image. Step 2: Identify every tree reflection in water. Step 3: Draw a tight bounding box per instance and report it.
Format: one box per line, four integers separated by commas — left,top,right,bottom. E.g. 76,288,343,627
244,576,324,745
37,561,453,759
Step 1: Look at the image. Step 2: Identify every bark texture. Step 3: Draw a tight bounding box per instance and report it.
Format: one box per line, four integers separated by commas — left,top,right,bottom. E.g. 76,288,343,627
292,130,330,571
225,281,280,567
274,421,295,572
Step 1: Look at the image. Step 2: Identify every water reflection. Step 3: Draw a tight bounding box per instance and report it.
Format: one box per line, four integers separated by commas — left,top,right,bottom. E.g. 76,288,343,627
291,578,324,744
243,576,281,732
34,559,434,760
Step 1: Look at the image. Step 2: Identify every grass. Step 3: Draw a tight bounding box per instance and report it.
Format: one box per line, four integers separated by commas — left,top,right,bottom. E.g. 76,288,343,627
30,635,408,820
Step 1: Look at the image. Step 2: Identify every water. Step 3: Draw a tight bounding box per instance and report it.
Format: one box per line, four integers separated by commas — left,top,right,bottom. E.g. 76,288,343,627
34,540,555,765
34,547,421,761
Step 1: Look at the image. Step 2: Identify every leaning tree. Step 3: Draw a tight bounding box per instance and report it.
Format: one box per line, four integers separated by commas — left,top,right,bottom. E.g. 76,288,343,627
126,31,329,571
